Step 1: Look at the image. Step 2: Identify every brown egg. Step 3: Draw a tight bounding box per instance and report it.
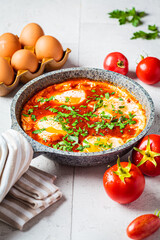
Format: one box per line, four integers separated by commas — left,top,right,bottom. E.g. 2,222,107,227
0,57,14,85
35,35,63,61
0,33,21,58
19,23,44,47
11,49,38,73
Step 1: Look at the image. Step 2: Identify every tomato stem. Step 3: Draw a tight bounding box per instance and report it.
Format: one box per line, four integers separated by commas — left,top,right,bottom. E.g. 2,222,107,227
117,60,125,68
154,209,160,218
133,137,160,167
113,156,132,183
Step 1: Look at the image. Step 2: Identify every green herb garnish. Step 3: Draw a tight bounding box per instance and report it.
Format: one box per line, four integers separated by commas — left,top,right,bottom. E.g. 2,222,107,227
99,133,104,136
131,24,160,40
32,128,46,134
80,105,87,108
28,108,34,114
105,92,110,99
108,7,146,27
31,115,37,121
40,116,47,122
65,97,70,103
37,98,44,102
72,119,79,126
22,113,29,117
49,108,59,113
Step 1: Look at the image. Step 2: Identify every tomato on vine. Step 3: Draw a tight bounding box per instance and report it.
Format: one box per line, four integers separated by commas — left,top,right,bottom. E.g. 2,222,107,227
103,156,145,204
132,134,160,176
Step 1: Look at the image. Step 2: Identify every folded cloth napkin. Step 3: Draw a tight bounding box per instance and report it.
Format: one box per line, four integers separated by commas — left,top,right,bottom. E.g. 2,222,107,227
0,129,62,230
0,129,33,202
0,166,62,230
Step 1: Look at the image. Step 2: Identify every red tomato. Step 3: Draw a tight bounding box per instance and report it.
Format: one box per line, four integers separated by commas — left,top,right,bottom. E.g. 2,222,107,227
127,212,160,240
103,52,128,75
132,134,160,176
136,57,160,85
103,157,145,204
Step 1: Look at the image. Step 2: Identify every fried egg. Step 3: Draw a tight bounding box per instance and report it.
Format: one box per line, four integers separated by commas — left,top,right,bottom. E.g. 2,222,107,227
82,136,124,152
36,115,67,141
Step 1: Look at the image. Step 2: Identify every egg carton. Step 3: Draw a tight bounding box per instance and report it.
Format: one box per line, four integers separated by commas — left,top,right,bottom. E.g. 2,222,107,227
0,48,71,97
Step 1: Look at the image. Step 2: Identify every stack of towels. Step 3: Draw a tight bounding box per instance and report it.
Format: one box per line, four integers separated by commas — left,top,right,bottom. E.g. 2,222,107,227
0,129,62,230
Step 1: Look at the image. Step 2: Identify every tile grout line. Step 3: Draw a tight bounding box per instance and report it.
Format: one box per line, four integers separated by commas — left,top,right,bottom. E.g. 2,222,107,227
70,1,81,239
70,167,75,240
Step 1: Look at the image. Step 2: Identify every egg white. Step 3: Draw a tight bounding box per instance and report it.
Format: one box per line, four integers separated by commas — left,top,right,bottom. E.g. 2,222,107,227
36,115,67,141
82,136,124,152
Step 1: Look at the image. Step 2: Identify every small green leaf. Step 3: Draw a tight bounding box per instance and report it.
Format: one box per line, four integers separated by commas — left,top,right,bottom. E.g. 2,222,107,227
31,115,37,121
105,92,110,99
32,128,46,134
148,24,158,32
65,97,70,103
28,108,34,114
91,89,96,92
22,113,29,117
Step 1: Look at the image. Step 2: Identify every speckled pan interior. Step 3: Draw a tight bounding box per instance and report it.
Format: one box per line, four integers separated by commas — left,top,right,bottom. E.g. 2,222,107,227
11,67,155,166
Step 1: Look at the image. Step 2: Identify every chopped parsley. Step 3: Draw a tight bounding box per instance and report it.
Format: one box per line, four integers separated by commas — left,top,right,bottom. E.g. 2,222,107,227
80,105,87,108
49,108,59,113
100,133,104,136
68,135,79,145
72,119,79,126
22,113,29,117
81,129,88,137
105,92,110,99
40,116,47,122
28,108,34,114
65,97,70,103
31,115,37,121
37,96,55,103
93,99,103,112
32,128,46,134
45,96,55,102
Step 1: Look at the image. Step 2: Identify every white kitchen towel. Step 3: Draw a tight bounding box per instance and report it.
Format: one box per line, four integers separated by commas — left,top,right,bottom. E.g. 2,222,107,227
0,166,62,230
0,129,33,203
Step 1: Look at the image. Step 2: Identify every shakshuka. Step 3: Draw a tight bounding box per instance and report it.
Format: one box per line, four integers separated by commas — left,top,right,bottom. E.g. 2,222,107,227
21,79,146,152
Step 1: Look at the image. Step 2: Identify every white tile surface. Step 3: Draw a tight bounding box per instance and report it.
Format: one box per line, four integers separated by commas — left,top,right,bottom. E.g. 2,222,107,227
0,0,160,239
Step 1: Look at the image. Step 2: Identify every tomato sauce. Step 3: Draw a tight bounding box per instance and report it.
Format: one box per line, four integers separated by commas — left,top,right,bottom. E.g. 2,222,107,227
21,79,146,152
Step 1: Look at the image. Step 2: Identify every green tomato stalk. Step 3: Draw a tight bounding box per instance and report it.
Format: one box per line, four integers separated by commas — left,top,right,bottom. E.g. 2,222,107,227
134,137,160,167
113,156,132,183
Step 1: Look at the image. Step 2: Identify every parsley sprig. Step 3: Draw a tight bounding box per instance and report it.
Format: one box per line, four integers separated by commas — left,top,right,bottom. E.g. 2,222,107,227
131,24,160,40
108,7,146,27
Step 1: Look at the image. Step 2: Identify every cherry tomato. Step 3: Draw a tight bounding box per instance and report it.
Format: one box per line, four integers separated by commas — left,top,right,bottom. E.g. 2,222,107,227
103,52,128,75
103,157,145,204
126,210,160,240
132,134,160,176
136,56,160,85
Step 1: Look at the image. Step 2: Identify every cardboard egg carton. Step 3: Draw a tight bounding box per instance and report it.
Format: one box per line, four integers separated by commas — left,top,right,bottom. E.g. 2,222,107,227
0,47,71,97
